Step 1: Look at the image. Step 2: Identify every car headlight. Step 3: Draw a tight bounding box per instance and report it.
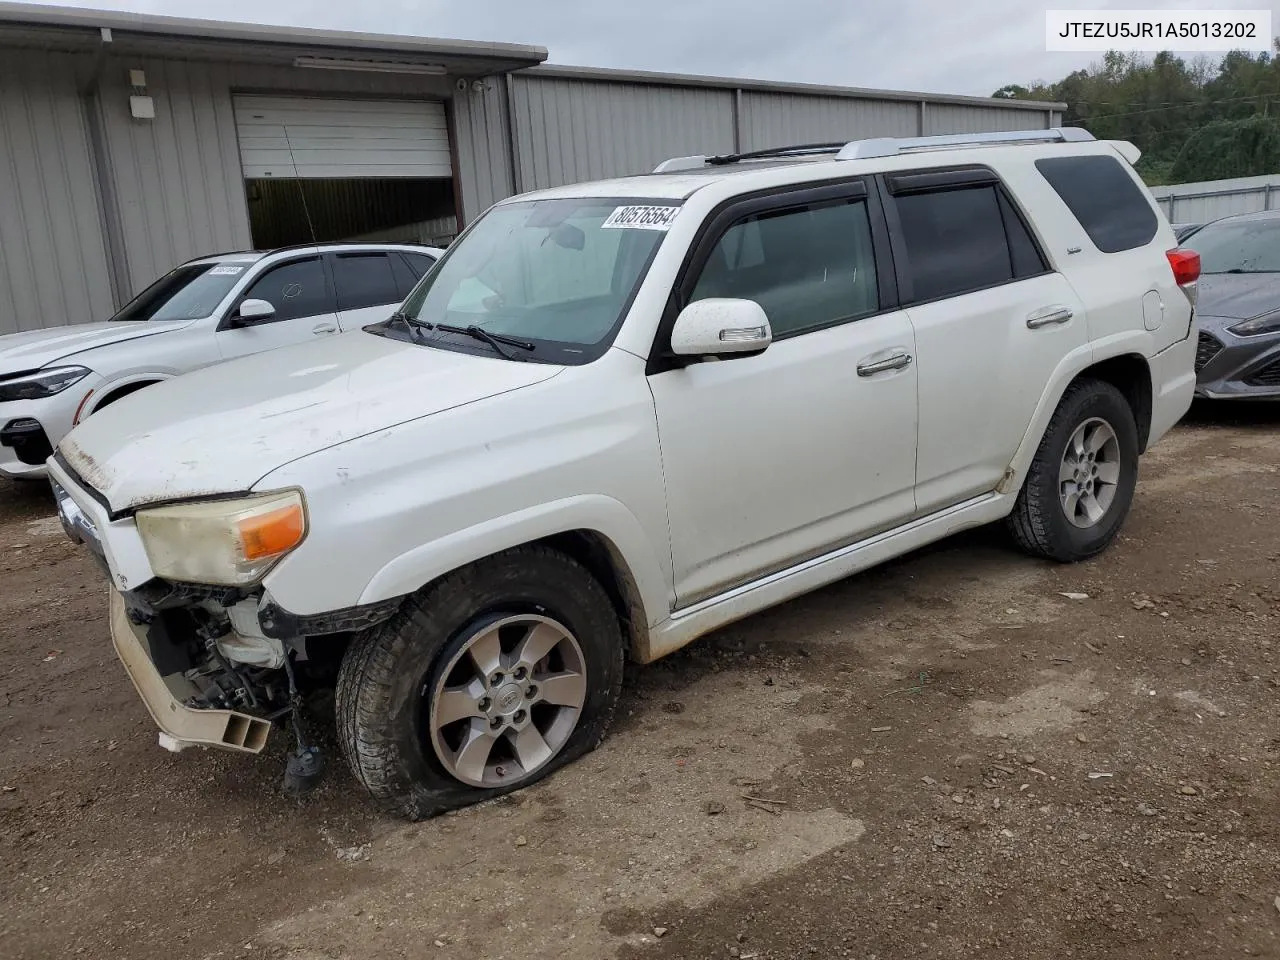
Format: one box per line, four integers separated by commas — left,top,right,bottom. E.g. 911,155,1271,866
1229,310,1280,337
136,490,307,586
0,366,90,401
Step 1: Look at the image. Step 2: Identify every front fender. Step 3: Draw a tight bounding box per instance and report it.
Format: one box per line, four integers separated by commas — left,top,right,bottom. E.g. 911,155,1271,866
356,494,670,630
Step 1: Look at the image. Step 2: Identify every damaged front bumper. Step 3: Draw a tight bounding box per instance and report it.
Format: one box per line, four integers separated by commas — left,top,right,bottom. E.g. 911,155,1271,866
109,589,272,754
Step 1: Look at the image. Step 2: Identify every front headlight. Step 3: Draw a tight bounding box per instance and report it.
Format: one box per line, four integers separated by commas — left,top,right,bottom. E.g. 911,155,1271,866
136,490,307,586
1229,310,1280,337
0,365,90,401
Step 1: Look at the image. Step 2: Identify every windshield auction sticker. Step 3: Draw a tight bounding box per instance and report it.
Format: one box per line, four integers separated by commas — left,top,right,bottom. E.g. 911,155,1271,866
602,205,680,231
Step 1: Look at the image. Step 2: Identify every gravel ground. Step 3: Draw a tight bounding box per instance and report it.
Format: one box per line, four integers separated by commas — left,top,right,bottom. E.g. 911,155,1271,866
1,402,1278,960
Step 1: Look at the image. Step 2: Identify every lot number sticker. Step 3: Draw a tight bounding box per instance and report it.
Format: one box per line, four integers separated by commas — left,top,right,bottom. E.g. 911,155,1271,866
602,205,680,231
208,265,245,276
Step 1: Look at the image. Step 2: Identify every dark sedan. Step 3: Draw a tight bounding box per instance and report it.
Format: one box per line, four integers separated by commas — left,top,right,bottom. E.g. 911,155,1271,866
1185,210,1280,400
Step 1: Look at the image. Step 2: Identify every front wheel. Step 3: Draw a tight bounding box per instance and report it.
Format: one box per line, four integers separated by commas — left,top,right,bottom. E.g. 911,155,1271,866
335,546,625,820
1006,378,1140,562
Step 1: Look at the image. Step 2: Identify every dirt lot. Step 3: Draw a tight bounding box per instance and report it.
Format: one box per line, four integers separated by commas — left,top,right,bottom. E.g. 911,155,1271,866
2,403,1279,960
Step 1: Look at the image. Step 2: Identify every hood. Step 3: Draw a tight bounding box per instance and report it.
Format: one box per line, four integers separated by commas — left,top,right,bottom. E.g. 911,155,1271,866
59,330,563,512
1196,273,1280,321
0,321,184,375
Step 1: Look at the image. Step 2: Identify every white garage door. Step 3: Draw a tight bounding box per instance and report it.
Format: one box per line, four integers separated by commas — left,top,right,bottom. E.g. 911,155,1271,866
233,95,452,179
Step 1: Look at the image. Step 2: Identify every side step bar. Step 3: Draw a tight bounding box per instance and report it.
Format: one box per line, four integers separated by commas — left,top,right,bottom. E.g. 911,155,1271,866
109,590,272,754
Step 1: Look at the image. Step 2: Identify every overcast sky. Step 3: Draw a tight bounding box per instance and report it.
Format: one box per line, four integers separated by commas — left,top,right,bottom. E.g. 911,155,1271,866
27,0,1280,96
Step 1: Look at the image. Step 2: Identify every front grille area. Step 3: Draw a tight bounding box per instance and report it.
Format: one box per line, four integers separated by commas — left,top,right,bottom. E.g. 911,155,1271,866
1245,358,1280,388
1195,331,1224,372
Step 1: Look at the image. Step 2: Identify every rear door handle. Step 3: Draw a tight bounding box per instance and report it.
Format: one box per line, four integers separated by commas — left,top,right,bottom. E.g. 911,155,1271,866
1026,306,1074,329
312,323,338,335
856,352,913,377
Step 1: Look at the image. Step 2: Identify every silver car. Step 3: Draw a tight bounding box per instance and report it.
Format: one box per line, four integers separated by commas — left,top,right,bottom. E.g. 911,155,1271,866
1187,210,1280,400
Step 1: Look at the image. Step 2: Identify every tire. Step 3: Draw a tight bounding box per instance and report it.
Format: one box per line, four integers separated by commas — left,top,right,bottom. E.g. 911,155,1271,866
1006,378,1139,563
335,545,625,820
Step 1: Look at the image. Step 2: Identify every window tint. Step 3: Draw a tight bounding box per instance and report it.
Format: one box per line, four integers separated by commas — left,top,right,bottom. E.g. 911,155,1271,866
1036,155,1158,254
998,191,1048,278
390,254,421,298
332,254,401,311
894,186,1013,302
690,199,879,338
241,258,333,322
402,252,437,278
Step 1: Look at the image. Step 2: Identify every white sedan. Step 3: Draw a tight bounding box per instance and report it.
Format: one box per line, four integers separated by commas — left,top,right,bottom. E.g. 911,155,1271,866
0,242,440,480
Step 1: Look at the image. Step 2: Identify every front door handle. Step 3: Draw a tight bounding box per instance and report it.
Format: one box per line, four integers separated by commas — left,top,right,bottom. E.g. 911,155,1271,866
312,323,338,335
1026,306,1074,329
856,352,913,377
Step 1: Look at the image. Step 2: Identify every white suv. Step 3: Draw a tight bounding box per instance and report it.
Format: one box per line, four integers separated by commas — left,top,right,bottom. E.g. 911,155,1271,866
48,129,1199,819
0,243,441,480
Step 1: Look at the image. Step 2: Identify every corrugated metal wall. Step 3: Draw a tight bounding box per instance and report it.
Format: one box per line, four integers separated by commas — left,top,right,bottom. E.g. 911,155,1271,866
924,103,1049,135
1150,174,1280,223
451,79,515,225
739,92,919,149
508,73,1057,192
509,75,736,189
0,49,115,332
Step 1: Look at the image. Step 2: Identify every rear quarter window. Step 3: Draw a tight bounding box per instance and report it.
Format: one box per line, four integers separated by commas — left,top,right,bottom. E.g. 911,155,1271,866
1035,155,1158,254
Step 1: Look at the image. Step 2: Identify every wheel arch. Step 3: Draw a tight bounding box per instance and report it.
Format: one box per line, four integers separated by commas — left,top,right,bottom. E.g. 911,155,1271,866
90,376,169,415
349,496,669,663
999,344,1154,497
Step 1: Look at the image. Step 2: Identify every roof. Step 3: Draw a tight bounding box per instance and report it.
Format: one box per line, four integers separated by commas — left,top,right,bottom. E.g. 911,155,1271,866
525,63,1066,113
185,242,445,266
0,2,547,75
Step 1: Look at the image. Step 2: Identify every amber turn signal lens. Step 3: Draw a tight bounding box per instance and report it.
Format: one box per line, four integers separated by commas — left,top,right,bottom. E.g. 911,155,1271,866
237,504,306,561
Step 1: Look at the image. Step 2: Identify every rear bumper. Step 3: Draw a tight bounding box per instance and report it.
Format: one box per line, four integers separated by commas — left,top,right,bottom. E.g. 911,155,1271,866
109,589,271,754
1146,325,1197,448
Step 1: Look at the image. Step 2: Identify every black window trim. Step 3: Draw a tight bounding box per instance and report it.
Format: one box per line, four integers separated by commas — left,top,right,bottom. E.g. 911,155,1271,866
877,165,1053,309
217,253,336,331
327,250,403,313
645,176,898,375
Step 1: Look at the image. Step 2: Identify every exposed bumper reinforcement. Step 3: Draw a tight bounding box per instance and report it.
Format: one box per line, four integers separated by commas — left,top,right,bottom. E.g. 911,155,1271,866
109,590,271,754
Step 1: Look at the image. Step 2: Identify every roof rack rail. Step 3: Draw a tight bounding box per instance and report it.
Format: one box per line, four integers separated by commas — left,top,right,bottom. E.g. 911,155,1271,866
652,127,1095,173
836,127,1095,160
653,143,845,173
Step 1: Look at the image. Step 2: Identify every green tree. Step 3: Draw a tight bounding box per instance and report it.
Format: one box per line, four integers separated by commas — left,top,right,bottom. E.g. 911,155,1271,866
993,41,1280,185
1170,116,1280,181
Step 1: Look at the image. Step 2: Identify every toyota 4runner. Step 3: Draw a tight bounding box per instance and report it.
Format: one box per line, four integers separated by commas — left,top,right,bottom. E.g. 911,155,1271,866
48,128,1199,820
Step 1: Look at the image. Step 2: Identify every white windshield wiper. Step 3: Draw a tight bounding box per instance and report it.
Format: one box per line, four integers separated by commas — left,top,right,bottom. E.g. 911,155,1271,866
435,323,535,361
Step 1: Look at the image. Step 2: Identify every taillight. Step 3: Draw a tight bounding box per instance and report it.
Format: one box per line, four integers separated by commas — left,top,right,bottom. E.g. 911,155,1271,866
1167,247,1200,310
1167,248,1200,286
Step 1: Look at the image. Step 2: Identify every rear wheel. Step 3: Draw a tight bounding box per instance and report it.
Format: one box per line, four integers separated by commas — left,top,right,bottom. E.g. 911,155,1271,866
1007,379,1139,562
335,546,624,820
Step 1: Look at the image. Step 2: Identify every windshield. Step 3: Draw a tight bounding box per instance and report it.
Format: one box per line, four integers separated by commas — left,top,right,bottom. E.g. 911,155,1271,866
392,197,678,362
110,262,250,322
1184,218,1280,274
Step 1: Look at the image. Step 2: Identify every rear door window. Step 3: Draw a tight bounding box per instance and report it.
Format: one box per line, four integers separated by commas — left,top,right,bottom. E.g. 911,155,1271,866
893,186,1014,302
332,253,402,311
1035,155,1158,253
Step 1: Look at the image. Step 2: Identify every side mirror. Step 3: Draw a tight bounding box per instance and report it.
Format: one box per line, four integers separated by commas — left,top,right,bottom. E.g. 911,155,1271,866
669,298,772,358
234,298,276,326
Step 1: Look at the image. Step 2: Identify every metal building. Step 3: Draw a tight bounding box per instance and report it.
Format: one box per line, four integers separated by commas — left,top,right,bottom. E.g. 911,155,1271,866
0,1,1064,336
